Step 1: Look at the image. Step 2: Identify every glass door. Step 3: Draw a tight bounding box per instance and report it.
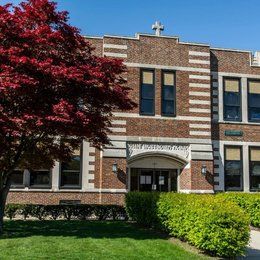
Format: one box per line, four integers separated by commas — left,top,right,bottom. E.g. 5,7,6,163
139,169,153,191
155,170,169,192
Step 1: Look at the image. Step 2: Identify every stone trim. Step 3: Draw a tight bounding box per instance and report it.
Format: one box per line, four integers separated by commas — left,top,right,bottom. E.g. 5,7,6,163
189,100,210,105
189,59,210,65
113,112,211,121
103,44,128,50
108,135,212,144
189,75,210,80
180,189,214,194
103,52,127,58
189,51,210,57
189,91,210,97
189,131,211,136
189,83,210,89
125,62,210,73
189,124,211,129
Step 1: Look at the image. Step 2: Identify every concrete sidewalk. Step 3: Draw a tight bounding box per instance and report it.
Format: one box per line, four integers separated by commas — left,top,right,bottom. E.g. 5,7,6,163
244,230,260,259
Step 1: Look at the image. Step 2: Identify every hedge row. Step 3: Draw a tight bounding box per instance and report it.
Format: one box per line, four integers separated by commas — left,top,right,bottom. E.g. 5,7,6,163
4,204,127,221
217,192,260,228
125,192,250,258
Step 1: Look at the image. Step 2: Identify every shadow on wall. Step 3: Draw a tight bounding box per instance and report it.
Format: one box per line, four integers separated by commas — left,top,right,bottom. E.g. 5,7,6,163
117,168,126,185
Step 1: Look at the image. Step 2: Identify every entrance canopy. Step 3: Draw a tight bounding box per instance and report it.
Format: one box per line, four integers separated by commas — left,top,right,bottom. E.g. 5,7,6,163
127,151,189,169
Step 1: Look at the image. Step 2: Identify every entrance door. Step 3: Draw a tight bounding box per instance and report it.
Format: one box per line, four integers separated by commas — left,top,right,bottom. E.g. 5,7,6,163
134,169,178,192
155,170,169,192
139,169,153,191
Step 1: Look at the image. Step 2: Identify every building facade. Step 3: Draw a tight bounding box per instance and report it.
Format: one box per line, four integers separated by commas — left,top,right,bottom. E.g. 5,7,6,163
7,25,260,205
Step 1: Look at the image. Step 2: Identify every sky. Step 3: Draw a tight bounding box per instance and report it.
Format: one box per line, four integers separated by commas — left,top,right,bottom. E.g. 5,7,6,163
2,0,260,52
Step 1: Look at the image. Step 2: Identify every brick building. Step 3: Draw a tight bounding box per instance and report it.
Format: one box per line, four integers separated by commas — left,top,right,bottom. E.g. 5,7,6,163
7,22,260,205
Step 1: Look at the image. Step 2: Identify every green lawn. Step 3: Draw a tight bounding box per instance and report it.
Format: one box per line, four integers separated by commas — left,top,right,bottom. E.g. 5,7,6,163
0,220,207,260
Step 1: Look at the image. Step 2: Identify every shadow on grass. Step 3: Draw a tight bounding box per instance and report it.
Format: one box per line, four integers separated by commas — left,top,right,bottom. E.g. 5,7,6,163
1,220,167,241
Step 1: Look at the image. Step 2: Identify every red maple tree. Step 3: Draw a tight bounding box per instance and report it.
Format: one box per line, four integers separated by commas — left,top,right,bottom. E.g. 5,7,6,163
0,0,135,232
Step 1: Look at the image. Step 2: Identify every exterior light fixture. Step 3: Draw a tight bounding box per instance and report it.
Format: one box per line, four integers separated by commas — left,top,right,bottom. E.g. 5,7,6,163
112,162,118,174
201,165,207,175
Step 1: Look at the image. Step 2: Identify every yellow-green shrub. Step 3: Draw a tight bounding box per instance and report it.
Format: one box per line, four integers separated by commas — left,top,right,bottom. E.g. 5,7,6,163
217,192,260,228
126,192,250,258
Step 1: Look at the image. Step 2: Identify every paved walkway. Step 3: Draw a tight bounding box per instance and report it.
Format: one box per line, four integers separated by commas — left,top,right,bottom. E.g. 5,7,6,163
244,230,260,259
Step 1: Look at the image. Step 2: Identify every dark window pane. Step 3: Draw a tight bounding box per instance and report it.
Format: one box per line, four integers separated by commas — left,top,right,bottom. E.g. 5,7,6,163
163,86,174,100
250,176,260,190
251,162,260,176
224,92,240,106
249,107,260,121
30,170,50,187
61,156,81,188
225,161,241,175
224,106,240,121
225,175,242,189
162,100,175,115
249,94,260,108
141,84,154,99
10,170,24,187
141,99,154,114
60,171,80,187
62,156,80,171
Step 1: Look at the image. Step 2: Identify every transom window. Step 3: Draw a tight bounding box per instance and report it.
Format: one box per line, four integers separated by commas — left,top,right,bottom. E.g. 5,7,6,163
249,147,260,191
162,71,176,116
223,78,241,121
60,153,81,189
140,70,155,115
248,80,260,122
224,146,243,191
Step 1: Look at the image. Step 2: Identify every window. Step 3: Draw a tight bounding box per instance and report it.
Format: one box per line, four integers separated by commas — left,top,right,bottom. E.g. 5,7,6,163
249,147,260,191
140,70,155,115
224,146,243,191
30,169,51,188
223,78,241,121
10,170,24,188
162,71,175,116
60,155,81,189
248,80,260,122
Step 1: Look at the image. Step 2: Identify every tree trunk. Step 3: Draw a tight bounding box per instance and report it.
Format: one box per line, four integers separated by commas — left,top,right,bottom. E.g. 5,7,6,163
0,178,11,235
0,194,5,235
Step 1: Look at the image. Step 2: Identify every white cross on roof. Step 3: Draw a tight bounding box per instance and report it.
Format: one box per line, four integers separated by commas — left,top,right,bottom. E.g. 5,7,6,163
152,21,164,36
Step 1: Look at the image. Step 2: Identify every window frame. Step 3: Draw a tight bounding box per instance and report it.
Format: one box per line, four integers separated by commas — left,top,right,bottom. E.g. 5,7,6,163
161,70,176,117
59,155,82,190
223,77,242,122
139,69,155,116
29,169,52,189
224,145,243,191
249,146,260,192
248,79,260,123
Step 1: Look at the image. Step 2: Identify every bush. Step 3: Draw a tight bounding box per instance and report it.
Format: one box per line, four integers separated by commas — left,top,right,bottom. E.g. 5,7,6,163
4,204,20,220
5,204,127,221
30,205,48,220
20,204,34,220
126,192,250,258
217,192,260,228
45,205,63,220
125,192,160,227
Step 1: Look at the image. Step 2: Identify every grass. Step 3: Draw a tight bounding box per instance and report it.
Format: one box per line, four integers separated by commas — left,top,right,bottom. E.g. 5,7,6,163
0,220,208,260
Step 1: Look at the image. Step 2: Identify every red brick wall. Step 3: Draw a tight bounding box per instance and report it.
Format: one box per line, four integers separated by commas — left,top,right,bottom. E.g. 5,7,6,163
7,191,125,205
